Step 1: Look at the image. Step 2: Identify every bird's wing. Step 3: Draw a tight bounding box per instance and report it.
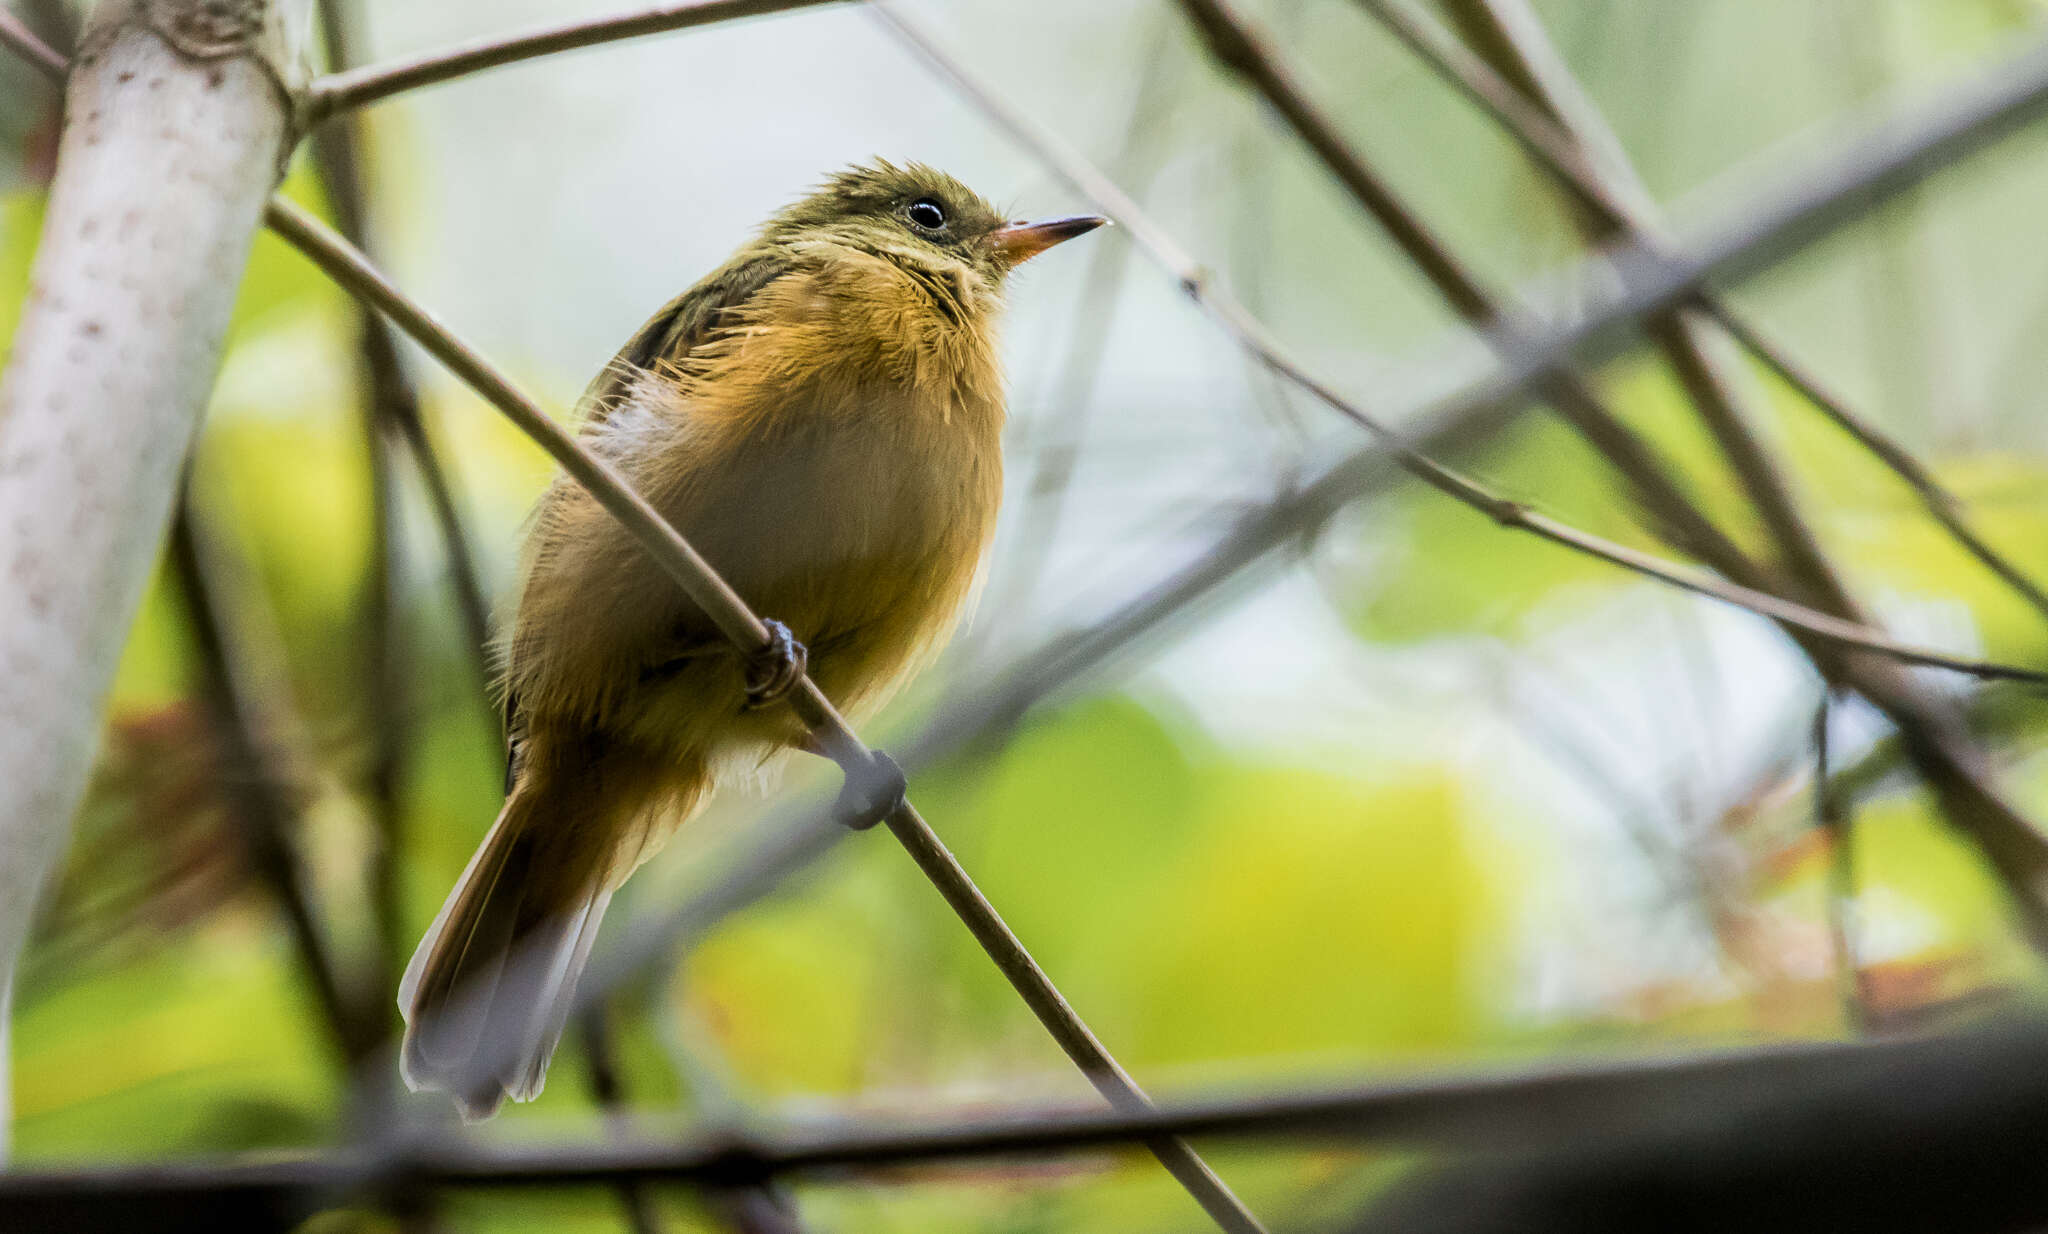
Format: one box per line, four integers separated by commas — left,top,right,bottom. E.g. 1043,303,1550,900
505,252,794,777
575,253,792,426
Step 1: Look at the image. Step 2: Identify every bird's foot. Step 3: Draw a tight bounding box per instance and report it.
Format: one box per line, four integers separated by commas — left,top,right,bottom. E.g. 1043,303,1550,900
743,620,808,710
834,750,906,832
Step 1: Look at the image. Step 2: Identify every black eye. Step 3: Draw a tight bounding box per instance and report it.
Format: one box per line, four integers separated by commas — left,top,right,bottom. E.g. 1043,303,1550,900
905,198,948,230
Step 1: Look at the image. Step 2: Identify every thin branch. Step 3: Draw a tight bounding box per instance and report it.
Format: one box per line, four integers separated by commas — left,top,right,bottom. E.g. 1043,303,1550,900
168,498,382,1064
1702,301,2048,620
258,198,1269,1234
1172,0,1746,570
10,1019,2048,1208
0,7,64,81
1356,0,2048,628
1168,0,2048,951
1330,419,2047,682
305,0,846,121
1397,0,2048,956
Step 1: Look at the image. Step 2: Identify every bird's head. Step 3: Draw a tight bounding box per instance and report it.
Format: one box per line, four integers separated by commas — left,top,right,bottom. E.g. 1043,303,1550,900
762,160,1106,288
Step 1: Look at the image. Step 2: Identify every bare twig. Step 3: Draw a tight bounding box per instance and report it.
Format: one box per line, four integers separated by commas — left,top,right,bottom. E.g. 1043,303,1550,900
1702,301,2048,620
1356,0,2048,627
1172,0,1739,568
1401,0,2048,957
169,499,381,1064
1172,0,2048,951
0,7,64,80
1325,428,2044,681
306,0,846,121
259,198,1269,1234
1812,696,1867,1034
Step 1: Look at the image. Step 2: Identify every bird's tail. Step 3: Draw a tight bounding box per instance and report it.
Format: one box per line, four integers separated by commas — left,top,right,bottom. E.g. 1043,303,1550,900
399,747,682,1119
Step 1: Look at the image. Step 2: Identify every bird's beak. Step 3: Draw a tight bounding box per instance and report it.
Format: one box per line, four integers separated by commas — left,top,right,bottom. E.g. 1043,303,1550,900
986,214,1109,264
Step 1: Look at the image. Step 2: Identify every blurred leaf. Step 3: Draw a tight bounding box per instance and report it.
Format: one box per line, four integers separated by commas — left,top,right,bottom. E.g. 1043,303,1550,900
1126,769,1510,1068
690,894,888,1094
12,932,335,1159
0,189,45,364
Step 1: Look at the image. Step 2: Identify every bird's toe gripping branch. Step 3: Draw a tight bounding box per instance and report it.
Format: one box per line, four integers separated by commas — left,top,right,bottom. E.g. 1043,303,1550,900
743,619,808,710
834,750,907,832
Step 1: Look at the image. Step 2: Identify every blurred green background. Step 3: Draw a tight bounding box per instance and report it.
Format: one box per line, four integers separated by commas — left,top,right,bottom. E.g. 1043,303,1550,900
7,0,2048,1229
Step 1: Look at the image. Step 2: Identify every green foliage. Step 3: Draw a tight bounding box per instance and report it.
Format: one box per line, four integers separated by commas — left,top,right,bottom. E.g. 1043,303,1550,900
0,189,42,364
1127,768,1507,1066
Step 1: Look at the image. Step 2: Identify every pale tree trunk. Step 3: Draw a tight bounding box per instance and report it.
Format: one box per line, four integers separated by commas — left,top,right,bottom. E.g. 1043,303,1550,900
0,0,302,1145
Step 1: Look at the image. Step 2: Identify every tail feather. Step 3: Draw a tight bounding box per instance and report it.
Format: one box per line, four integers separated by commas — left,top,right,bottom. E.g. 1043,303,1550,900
403,736,704,1118
399,785,613,1120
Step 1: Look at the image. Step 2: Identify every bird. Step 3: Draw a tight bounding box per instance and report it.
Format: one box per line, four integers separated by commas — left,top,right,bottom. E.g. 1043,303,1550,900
398,160,1106,1118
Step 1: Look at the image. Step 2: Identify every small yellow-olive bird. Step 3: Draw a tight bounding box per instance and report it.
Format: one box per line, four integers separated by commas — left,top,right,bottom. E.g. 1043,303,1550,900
399,161,1105,1116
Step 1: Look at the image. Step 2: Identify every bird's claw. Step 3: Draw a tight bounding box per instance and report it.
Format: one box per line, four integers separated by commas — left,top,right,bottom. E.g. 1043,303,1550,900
743,620,807,710
834,750,906,831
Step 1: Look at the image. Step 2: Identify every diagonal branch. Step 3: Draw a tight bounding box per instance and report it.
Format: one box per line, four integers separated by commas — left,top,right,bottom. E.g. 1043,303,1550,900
1355,0,2048,627
305,0,846,121
1173,0,1750,573
1700,300,2048,621
258,198,1270,1234
0,7,64,79
1408,0,2048,959
1171,0,2048,952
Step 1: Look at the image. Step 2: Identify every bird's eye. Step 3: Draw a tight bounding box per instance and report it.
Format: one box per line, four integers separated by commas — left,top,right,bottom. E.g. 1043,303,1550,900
905,198,948,231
